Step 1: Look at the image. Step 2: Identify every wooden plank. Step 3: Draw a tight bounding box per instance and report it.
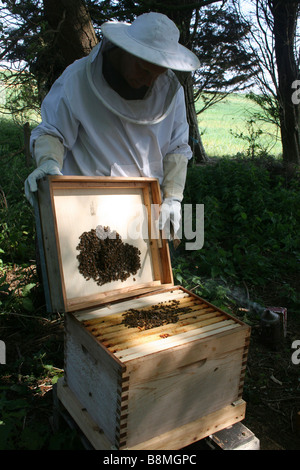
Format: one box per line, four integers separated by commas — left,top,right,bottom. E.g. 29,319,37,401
150,198,163,249
99,315,230,352
37,177,66,312
48,174,159,188
159,237,173,284
82,297,213,329
33,193,52,312
66,282,163,312
115,320,241,361
120,328,249,448
142,185,162,280
85,307,217,337
148,179,173,284
123,326,250,386
73,288,190,321
64,313,124,446
57,377,246,450
124,401,246,450
86,310,221,352
63,284,250,449
100,312,226,343
56,378,113,450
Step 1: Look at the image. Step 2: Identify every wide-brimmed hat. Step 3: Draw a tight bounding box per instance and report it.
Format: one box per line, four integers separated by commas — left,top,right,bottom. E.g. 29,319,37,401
101,12,200,72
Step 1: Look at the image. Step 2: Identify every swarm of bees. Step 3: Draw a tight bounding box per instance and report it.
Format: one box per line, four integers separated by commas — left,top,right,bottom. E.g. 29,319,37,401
122,300,193,330
76,225,141,286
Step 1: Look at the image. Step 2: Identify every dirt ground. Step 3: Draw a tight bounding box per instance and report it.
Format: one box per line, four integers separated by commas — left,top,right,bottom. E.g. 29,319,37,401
241,310,300,450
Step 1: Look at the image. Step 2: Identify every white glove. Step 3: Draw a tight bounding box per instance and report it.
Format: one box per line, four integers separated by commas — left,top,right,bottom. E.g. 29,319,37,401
159,198,181,238
25,135,64,205
159,153,188,239
25,160,63,205
161,153,188,202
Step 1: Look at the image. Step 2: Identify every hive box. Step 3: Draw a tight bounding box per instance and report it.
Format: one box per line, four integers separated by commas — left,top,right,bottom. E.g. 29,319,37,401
36,176,250,450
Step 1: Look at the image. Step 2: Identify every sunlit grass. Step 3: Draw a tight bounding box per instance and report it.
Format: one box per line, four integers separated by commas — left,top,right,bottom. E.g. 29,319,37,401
0,69,40,124
196,93,282,158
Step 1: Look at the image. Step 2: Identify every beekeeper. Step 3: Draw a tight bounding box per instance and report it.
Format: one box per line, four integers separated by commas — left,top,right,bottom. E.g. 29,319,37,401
25,12,199,236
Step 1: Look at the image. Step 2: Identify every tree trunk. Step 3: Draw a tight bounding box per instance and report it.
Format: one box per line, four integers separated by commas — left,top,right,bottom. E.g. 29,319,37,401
36,0,98,99
176,72,208,163
184,74,208,163
167,0,210,163
43,0,97,66
271,0,300,167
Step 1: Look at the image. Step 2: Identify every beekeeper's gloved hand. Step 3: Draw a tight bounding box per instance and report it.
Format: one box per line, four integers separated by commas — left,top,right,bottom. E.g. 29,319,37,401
159,198,181,239
159,153,188,239
25,135,64,206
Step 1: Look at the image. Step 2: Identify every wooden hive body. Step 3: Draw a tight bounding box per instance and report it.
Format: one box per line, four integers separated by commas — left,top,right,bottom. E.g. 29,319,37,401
36,176,250,450
64,287,250,450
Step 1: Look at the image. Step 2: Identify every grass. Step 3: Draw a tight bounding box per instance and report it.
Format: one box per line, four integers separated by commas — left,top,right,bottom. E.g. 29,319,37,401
196,93,282,158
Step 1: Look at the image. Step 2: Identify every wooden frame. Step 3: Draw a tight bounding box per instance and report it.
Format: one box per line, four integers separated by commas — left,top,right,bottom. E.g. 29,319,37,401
37,176,173,313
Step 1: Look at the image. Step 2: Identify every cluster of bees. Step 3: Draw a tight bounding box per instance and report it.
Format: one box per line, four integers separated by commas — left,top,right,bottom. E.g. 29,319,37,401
122,299,193,330
76,225,141,286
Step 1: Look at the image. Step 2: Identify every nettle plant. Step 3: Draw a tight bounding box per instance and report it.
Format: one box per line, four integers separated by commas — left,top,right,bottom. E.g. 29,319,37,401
173,158,300,309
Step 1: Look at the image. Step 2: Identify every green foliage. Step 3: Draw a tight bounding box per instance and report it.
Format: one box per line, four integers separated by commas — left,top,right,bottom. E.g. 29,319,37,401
192,5,257,93
0,119,36,265
0,69,40,124
197,93,282,157
246,91,280,128
0,354,76,450
230,118,269,159
173,259,234,312
173,158,300,310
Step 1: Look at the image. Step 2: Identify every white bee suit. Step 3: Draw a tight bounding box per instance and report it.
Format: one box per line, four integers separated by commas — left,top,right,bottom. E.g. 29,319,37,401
30,41,192,185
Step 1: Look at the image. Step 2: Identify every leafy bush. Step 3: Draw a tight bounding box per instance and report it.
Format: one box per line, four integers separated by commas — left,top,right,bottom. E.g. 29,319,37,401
0,119,38,318
173,158,300,310
0,120,35,264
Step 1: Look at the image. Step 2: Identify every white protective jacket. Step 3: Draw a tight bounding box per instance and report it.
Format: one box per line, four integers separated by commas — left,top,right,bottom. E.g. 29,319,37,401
30,40,192,186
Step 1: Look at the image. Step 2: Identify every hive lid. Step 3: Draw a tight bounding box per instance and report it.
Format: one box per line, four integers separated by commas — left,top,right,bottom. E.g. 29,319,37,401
36,176,173,313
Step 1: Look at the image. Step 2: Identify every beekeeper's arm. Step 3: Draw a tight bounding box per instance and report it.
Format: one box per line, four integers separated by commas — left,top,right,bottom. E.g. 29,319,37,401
24,75,79,205
159,87,191,237
159,153,188,236
24,135,64,205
